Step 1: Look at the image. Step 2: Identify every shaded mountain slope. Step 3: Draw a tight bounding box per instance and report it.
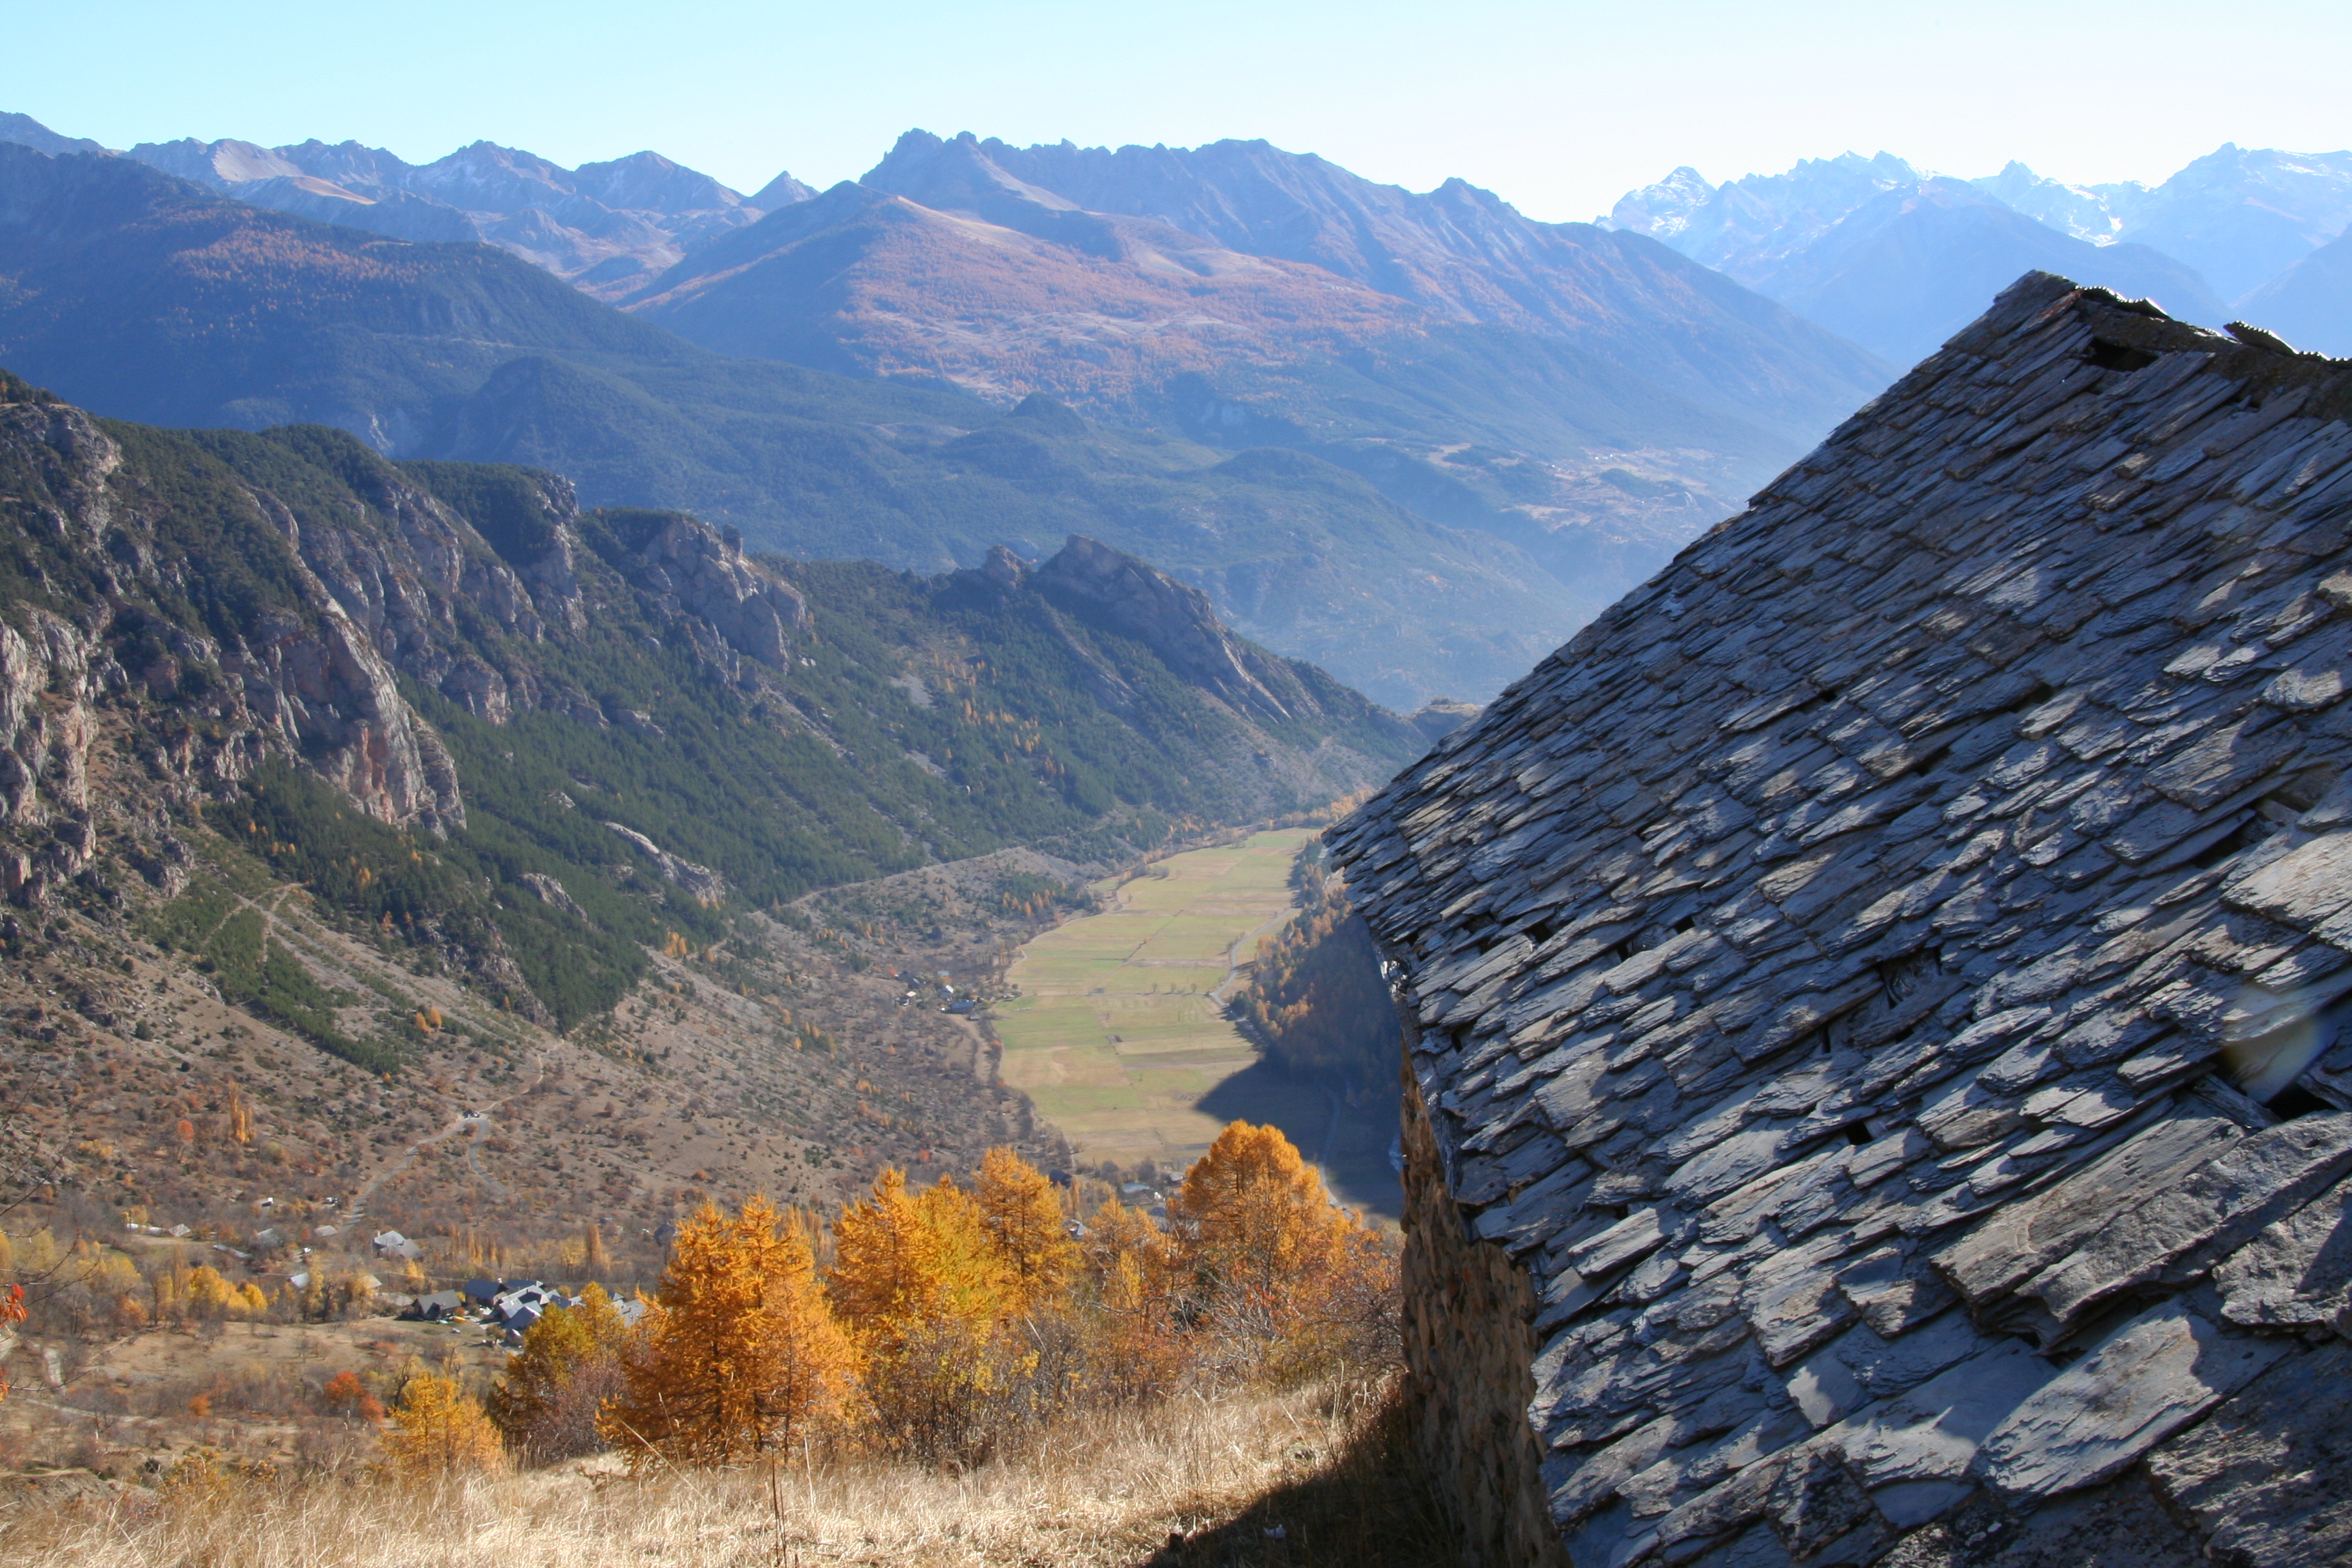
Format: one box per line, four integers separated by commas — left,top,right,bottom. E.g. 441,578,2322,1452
2238,223,2352,356
0,143,1579,704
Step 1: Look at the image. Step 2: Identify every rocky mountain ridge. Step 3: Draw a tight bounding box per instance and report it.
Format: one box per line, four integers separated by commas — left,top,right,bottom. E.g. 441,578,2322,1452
1609,144,2352,359
0,140,1586,706
0,110,817,301
0,366,1424,975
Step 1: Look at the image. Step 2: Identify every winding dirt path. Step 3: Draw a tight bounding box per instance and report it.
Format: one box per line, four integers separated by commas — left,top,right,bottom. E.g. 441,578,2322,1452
348,1060,543,1218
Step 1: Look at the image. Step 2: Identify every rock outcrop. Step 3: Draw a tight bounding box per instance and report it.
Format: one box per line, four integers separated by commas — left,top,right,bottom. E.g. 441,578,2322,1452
1031,535,1298,722
1331,273,2352,1565
587,508,811,674
0,393,482,903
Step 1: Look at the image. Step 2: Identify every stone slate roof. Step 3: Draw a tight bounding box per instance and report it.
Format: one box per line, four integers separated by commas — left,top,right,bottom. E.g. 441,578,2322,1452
1330,273,2352,1567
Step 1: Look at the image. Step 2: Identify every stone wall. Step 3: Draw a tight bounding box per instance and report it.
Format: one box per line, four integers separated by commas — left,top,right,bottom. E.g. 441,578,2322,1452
1400,1061,1571,1568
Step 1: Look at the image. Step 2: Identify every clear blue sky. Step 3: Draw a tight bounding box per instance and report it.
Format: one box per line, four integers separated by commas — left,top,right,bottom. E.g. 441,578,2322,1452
10,0,2350,220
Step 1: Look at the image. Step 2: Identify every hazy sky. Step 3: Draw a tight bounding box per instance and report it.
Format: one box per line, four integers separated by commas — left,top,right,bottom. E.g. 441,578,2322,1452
10,0,2349,222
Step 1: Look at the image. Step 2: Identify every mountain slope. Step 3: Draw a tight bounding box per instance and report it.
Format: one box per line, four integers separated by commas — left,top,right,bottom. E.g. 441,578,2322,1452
0,142,1580,704
2113,142,2352,303
907,133,1890,440
637,130,1890,455
1752,181,2224,364
2236,223,2352,356
623,131,1899,659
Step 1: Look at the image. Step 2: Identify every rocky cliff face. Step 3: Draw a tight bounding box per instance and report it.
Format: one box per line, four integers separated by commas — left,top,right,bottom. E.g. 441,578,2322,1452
0,368,855,916
1029,535,1298,722
586,507,812,674
0,392,478,906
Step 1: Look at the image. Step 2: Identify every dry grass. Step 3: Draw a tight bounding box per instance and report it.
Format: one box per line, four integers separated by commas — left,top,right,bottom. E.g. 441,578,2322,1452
2,1375,1458,1568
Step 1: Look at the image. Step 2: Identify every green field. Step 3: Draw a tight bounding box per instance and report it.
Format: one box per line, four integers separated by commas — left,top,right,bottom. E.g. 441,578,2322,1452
996,831,1331,1173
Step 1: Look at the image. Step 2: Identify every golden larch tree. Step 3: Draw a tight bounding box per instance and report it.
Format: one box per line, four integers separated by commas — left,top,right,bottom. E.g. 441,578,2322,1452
1170,1121,1352,1303
828,1168,1021,1461
1167,1120,1396,1377
975,1147,1079,1315
604,1196,859,1466
1076,1194,1188,1403
384,1372,504,1475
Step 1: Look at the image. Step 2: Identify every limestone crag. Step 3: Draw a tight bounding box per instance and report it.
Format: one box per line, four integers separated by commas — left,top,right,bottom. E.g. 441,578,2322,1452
1031,534,1297,722
598,510,811,670
1331,272,2352,1565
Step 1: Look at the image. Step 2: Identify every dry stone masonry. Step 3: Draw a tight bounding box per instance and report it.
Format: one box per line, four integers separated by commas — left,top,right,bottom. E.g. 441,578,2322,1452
1330,272,2352,1567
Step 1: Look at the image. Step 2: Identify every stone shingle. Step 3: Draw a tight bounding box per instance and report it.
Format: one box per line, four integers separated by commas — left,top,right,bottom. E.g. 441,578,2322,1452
1335,274,2352,1565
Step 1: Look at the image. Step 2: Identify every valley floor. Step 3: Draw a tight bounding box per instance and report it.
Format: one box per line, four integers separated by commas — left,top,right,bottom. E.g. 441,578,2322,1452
993,832,1401,1218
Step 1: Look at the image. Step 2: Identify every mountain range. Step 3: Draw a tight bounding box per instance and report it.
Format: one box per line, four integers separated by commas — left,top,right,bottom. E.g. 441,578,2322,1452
0,110,814,301
1607,144,2352,361
0,140,1601,707
0,113,1902,706
11,109,2347,708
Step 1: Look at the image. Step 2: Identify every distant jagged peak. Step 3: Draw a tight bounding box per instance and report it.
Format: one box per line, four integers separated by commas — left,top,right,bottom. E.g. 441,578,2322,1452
863,129,1088,215
568,149,749,214
746,167,815,211
1968,159,2129,244
127,135,310,189
0,110,108,158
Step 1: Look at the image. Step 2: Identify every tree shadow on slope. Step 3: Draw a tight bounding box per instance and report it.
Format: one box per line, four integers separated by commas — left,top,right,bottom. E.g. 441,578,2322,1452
1132,1382,1463,1568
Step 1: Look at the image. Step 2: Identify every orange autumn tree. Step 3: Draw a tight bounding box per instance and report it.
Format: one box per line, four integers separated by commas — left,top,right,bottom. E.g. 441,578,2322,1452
828,1165,1024,1461
604,1196,859,1466
975,1145,1079,1315
1167,1120,1397,1378
1076,1192,1188,1403
384,1371,504,1475
489,1284,634,1463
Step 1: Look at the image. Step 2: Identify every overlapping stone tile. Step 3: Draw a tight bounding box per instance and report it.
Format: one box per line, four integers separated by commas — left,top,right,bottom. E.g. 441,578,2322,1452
1333,272,2352,1563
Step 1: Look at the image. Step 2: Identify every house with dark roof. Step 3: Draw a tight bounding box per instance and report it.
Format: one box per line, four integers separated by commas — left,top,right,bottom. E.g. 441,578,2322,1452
1330,273,2352,1567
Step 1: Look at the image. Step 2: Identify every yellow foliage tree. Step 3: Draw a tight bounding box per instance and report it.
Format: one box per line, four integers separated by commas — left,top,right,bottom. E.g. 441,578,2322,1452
185,1264,235,1318
975,1147,1079,1315
1076,1195,1188,1403
829,1168,1022,1460
384,1373,504,1475
1168,1121,1396,1377
604,1196,859,1466
1171,1122,1350,1298
489,1284,635,1463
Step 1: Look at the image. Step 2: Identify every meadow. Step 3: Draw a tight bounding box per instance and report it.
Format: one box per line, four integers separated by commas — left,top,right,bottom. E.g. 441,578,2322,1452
993,832,1330,1179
